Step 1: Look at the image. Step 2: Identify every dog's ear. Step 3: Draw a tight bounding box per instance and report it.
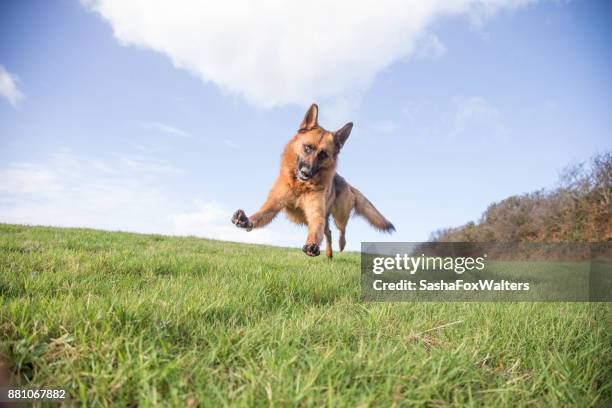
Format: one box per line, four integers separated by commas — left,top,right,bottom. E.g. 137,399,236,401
299,103,319,131
334,122,353,151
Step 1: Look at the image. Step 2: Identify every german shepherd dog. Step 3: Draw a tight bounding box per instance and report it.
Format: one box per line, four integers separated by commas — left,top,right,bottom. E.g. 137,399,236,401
232,104,394,257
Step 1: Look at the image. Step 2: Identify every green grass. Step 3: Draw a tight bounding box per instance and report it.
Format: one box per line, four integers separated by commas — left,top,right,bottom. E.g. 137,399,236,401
0,223,610,407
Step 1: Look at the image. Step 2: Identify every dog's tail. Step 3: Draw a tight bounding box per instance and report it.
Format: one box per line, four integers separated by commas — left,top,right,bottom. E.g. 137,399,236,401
350,186,395,232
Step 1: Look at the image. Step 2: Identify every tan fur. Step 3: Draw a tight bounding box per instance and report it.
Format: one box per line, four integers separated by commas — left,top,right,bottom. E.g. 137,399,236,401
232,104,394,257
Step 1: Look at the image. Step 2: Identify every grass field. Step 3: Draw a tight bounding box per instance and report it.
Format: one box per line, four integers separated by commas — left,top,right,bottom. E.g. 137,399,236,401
1,223,610,407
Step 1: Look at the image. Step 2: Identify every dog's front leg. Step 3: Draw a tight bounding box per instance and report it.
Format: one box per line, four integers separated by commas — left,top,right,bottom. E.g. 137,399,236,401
302,194,326,257
232,200,282,231
232,179,287,231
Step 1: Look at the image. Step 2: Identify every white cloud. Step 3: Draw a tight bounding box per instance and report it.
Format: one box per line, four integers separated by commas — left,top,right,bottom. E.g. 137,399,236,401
415,34,447,59
84,0,538,108
450,96,509,141
370,120,397,134
401,101,423,122
0,149,300,246
0,65,25,108
0,149,179,233
140,121,193,138
224,139,240,149
0,164,60,195
322,93,363,125
115,153,182,174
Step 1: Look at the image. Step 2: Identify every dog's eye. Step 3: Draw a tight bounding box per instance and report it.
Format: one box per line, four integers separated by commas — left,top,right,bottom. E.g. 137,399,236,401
318,151,328,160
303,144,313,154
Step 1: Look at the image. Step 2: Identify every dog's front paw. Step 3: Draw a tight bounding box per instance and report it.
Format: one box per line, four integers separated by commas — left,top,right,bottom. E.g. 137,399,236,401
302,242,320,257
231,209,253,231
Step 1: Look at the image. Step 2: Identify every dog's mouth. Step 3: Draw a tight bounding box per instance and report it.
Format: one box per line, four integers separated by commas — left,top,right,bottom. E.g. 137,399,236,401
296,169,312,181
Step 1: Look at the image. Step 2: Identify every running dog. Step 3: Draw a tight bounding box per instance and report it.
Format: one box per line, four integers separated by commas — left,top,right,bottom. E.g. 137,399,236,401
232,104,394,257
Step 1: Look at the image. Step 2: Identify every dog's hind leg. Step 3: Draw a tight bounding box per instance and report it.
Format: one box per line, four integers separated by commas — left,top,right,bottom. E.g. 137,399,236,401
337,224,347,252
332,206,350,252
324,217,333,258
331,176,354,252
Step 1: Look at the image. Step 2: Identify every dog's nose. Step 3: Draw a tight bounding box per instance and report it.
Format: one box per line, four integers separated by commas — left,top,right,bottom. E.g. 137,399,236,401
299,167,312,177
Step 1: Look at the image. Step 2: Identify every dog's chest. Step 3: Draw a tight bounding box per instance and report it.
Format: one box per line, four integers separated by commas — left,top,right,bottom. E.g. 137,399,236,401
284,205,307,225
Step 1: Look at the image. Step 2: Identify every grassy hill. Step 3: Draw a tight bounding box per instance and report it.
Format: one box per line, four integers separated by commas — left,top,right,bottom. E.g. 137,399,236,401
1,223,610,406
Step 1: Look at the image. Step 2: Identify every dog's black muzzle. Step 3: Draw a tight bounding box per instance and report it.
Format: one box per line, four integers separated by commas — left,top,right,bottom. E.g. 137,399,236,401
296,158,316,181
297,166,313,181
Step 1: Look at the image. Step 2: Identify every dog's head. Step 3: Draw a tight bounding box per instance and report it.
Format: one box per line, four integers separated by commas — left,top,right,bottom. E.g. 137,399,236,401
292,104,353,182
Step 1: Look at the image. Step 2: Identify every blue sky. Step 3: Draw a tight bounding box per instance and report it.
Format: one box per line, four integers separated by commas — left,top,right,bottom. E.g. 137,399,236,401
0,0,610,249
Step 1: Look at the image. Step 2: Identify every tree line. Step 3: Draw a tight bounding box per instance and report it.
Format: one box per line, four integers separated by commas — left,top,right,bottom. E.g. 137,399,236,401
431,152,611,243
